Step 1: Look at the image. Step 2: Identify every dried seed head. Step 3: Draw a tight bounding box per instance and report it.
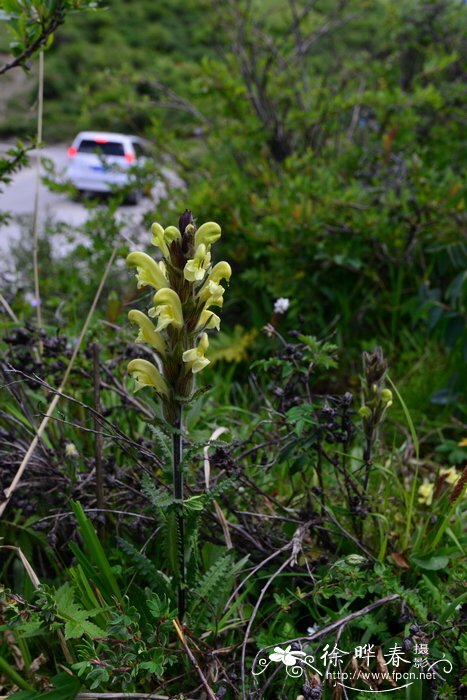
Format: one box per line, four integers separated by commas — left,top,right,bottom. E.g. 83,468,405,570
362,346,387,386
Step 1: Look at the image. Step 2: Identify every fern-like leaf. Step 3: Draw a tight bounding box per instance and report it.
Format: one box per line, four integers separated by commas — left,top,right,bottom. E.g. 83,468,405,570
195,553,233,601
117,538,170,596
141,474,174,514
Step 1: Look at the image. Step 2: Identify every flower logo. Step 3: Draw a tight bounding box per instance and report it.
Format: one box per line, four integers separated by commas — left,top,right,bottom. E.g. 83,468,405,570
268,645,306,667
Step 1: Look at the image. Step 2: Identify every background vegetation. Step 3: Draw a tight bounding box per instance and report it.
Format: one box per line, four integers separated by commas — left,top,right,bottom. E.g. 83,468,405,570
0,1,465,699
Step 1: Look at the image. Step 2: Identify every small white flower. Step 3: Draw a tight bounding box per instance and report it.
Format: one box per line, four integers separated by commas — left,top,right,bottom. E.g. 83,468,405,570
307,626,318,636
274,297,290,315
65,443,78,458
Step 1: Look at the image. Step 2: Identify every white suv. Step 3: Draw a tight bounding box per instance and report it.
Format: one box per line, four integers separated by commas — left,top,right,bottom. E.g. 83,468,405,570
67,131,147,203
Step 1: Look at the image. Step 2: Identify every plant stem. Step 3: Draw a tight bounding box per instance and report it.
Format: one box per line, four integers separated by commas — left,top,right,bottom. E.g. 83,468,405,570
92,342,105,540
362,434,373,493
173,406,185,619
0,656,34,691
32,49,44,341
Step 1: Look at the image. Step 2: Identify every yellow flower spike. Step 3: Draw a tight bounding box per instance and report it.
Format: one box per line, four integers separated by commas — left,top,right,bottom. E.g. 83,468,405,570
149,288,184,332
195,309,221,332
194,221,221,248
184,244,211,282
128,309,166,356
128,358,169,396
183,333,210,374
151,222,170,258
127,252,168,290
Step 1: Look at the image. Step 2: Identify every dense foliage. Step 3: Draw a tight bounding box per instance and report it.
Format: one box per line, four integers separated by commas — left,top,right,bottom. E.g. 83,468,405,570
0,1,466,699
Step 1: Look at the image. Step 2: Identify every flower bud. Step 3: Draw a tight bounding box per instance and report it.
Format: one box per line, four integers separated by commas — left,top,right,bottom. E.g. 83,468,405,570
380,389,393,404
359,406,372,419
362,346,387,386
179,209,194,235
151,222,170,258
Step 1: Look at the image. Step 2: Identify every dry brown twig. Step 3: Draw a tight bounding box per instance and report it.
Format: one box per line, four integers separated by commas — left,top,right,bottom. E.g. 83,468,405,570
0,248,117,518
172,619,218,700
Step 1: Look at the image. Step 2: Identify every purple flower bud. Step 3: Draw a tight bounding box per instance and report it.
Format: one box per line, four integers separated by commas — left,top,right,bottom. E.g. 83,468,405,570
179,209,194,235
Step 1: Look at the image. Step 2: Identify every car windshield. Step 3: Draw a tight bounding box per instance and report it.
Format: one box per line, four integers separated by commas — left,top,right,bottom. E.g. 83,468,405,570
78,140,125,156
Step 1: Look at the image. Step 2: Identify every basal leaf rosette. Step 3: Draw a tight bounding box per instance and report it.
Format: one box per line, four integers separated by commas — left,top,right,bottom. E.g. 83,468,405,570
126,210,231,422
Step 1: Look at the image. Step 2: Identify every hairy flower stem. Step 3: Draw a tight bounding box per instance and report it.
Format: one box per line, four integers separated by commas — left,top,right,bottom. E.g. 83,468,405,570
126,212,231,619
173,407,186,619
362,435,373,494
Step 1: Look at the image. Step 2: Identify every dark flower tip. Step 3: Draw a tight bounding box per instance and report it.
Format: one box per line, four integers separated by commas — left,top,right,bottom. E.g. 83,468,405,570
362,346,387,385
179,209,194,235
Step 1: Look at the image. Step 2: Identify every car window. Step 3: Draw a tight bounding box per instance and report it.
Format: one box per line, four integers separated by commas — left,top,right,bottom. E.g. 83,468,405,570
78,140,125,156
132,142,146,158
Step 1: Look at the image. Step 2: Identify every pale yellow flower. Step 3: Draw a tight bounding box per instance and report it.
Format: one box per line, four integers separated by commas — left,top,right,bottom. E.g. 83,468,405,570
128,309,166,356
206,261,232,285
151,222,181,258
418,480,434,506
184,244,211,282
164,225,182,243
149,288,184,332
458,437,467,447
128,359,169,396
194,221,221,248
439,467,459,485
127,252,168,290
195,309,221,332
198,280,225,308
183,333,210,374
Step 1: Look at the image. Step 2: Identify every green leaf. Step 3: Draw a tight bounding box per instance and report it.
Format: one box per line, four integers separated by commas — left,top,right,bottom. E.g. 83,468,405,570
147,593,176,620
141,475,175,511
411,554,450,570
8,673,80,700
64,619,102,640
53,583,105,640
70,501,122,603
138,660,164,676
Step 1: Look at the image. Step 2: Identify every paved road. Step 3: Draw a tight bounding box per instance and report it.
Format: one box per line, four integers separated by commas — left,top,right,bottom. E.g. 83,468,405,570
0,144,175,269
